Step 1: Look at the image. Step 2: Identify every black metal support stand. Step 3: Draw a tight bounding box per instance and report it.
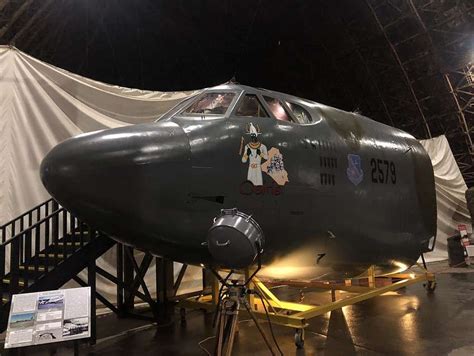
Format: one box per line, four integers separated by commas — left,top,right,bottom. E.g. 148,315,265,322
116,243,125,316
94,246,160,322
88,251,96,345
156,257,174,323
73,340,79,356
123,248,157,318
421,253,428,270
123,246,135,313
202,268,213,290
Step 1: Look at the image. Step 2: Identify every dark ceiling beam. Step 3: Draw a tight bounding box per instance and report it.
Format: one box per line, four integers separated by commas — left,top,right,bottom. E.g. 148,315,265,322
20,5,52,52
326,4,395,127
445,70,473,148
41,4,70,64
29,3,69,61
0,0,10,13
409,0,473,185
76,4,106,74
10,0,54,45
364,0,432,139
0,0,35,40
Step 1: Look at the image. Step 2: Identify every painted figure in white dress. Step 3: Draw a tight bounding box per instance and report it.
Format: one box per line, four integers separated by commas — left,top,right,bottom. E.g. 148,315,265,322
241,123,268,186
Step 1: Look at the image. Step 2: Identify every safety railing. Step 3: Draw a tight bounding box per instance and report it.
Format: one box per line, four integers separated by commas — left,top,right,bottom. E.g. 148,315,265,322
0,198,57,243
0,200,97,299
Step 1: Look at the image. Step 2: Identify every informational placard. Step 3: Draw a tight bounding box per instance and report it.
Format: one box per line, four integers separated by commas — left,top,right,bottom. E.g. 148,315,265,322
5,287,91,349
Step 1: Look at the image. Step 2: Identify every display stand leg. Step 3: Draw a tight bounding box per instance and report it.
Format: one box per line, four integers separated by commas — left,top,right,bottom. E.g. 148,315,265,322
88,255,97,345
203,269,219,307
368,265,376,288
116,243,125,317
421,253,428,270
156,257,174,323
245,269,255,309
123,247,135,313
73,340,79,356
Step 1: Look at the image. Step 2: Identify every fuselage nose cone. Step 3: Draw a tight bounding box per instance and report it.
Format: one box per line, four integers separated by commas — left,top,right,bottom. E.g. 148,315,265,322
40,132,91,200
40,129,108,203
40,122,191,234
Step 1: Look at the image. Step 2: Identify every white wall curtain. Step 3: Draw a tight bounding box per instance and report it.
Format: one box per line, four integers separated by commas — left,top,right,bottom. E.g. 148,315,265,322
420,135,471,261
0,46,203,297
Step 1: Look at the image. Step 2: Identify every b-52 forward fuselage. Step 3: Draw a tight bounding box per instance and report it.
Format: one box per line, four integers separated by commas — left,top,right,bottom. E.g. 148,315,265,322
41,84,436,279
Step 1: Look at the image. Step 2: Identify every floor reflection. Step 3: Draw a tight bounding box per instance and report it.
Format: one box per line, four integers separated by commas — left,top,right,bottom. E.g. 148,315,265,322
326,308,358,355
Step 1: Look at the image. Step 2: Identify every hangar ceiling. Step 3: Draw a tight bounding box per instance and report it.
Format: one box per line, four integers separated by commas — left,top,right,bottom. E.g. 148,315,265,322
0,0,473,185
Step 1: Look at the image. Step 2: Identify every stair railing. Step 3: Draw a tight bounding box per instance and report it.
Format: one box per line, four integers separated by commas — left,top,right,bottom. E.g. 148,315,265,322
0,200,96,299
0,199,57,243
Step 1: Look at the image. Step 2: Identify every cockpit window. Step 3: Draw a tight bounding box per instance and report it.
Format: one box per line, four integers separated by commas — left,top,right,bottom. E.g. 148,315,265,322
263,96,293,122
235,94,269,118
285,102,312,124
183,92,235,115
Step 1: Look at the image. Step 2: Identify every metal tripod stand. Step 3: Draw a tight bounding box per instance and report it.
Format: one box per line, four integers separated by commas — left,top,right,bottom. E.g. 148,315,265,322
211,250,281,356
214,282,277,356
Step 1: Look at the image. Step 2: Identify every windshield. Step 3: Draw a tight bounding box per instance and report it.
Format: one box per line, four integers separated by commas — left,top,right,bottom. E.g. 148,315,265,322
235,94,269,118
182,92,236,115
286,101,312,124
263,96,293,122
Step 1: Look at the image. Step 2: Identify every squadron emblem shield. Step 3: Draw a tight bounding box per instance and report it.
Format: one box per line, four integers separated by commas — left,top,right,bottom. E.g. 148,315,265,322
346,154,363,186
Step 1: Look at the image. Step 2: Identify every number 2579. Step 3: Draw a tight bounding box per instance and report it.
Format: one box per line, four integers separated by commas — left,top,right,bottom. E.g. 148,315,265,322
370,158,396,184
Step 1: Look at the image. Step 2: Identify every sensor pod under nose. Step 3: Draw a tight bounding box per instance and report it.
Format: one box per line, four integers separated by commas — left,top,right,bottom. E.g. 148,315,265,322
207,208,264,269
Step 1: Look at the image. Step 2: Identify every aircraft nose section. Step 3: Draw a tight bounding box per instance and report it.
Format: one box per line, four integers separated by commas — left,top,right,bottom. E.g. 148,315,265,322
40,133,99,201
40,122,191,235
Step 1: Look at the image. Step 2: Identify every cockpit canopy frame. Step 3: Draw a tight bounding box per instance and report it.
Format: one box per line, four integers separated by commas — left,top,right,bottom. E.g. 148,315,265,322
168,84,318,125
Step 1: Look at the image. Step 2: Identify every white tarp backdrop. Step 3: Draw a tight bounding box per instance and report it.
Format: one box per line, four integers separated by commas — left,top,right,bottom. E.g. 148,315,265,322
0,46,470,295
420,135,471,260
0,45,202,297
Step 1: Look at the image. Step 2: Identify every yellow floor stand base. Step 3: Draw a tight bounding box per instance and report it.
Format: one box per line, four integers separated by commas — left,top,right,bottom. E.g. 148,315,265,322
177,265,436,349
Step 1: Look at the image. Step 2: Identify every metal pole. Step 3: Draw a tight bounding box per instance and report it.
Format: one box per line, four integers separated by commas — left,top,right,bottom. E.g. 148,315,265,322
73,340,79,356
156,258,174,322
123,247,134,312
88,248,96,345
368,265,376,288
364,0,432,138
444,72,473,150
116,244,124,316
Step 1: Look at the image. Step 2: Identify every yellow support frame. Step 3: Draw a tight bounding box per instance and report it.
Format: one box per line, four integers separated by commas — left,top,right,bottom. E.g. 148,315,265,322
177,267,435,331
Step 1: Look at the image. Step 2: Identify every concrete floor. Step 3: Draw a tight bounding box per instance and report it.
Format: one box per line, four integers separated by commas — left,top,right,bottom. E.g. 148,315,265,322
3,262,474,355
